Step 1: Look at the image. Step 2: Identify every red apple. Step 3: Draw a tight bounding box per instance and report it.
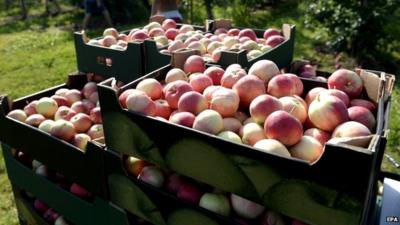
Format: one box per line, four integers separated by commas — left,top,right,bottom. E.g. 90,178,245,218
221,65,247,88
222,117,242,133
249,94,282,124
165,28,179,40
319,89,350,107
34,199,49,214
43,208,59,223
103,27,119,39
193,109,224,134
70,113,92,133
204,66,225,85
70,183,92,198
165,173,186,194
154,99,172,119
308,95,348,132
165,68,187,83
264,110,303,146
241,123,266,146
227,28,240,36
89,107,102,124
71,133,91,151
209,88,240,117
328,69,363,99
54,106,77,121
304,128,331,145
125,156,150,177
126,92,156,116
348,106,376,131
266,35,285,47
136,78,163,100
183,55,205,74
163,80,193,109
82,82,97,99
162,19,177,30
177,182,203,204
305,87,327,105
350,99,377,112
263,28,281,39
65,89,82,105
25,114,46,127
70,101,86,114
253,139,291,157
238,28,257,41
233,75,266,108
279,96,308,124
169,111,196,127
189,74,213,93
267,74,303,98
24,100,38,116
51,95,70,107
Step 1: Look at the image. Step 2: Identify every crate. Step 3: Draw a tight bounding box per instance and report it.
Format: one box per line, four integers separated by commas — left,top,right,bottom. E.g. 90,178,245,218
1,144,120,225
104,149,250,225
74,24,206,83
97,62,393,225
0,73,107,197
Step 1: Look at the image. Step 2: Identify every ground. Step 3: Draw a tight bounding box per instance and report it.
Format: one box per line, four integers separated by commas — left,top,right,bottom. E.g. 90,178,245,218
0,1,399,224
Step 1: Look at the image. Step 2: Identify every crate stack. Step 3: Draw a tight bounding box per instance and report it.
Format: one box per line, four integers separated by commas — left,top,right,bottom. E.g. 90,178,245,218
0,18,396,225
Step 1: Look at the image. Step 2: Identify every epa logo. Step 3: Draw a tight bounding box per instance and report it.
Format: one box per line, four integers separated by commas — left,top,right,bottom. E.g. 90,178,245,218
387,216,399,223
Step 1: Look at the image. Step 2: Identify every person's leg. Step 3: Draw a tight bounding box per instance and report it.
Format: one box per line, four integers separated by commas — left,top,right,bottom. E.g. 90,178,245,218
44,0,50,15
102,9,113,27
53,0,61,14
82,13,92,30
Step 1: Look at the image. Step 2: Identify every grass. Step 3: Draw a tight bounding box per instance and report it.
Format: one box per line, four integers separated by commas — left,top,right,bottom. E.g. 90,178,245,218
0,0,399,224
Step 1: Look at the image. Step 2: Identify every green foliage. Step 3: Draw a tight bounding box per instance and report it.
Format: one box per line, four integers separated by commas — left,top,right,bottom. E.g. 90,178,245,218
106,0,149,24
304,0,400,60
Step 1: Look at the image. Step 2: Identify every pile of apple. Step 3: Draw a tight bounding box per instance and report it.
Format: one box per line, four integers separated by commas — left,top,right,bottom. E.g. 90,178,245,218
119,56,376,164
32,197,70,225
125,156,308,225
87,20,285,61
86,19,199,51
7,82,104,152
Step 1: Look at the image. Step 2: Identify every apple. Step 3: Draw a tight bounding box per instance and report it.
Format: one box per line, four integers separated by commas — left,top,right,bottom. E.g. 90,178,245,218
189,74,213,93
228,28,240,36
70,183,92,198
38,119,55,133
125,156,150,177
233,75,266,108
267,74,303,98
263,28,281,39
222,117,242,133
7,109,27,122
162,19,177,30
169,111,196,127
148,28,165,37
240,123,266,146
319,89,350,106
179,24,194,33
154,99,172,119
126,92,156,116
165,28,179,40
102,35,117,47
183,55,206,74
24,100,38,116
199,193,231,217
204,66,225,85
138,166,164,188
50,120,76,141
248,60,280,83
249,94,282,124
328,69,363,99
34,199,49,214
221,65,247,88
305,87,328,105
130,30,150,41
193,109,224,134
103,27,119,38
35,97,58,118
350,99,377,112
279,96,308,124
55,216,70,225
89,107,102,124
308,95,348,132
290,136,324,163
43,208,59,223
348,106,376,131
25,114,46,127
260,211,286,225
54,106,77,121
136,78,163,100
35,165,50,177
51,95,70,107
163,80,193,109
165,173,186,194
304,128,331,145
218,131,242,144
70,113,92,133
87,124,104,140
331,121,372,138
238,28,257,41
178,91,208,115
177,182,203,204
165,68,187,83
118,34,128,42
264,110,303,146
253,139,291,157
64,89,82,105
70,101,86,114
71,133,91,151
209,88,240,117
230,194,265,219
266,35,285,47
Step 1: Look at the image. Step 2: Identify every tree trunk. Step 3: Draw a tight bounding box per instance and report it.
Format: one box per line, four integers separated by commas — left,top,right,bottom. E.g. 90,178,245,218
204,0,214,19
20,0,27,20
